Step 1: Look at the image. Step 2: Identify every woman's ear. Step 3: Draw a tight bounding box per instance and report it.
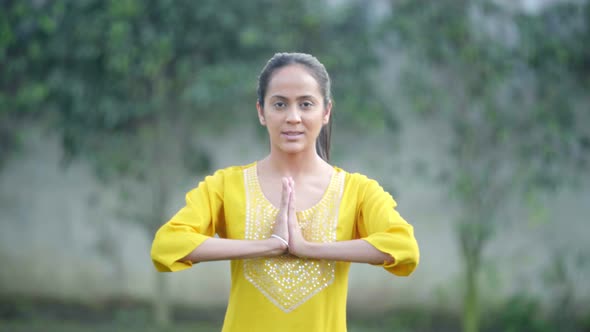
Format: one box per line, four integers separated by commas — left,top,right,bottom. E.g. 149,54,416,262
323,100,332,125
256,101,266,125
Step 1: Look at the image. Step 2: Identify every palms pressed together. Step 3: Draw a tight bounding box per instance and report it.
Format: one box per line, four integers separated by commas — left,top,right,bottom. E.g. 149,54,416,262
272,177,307,257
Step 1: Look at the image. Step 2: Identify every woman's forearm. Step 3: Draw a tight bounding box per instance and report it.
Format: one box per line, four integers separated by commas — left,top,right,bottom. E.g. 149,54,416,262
180,236,393,265
295,239,394,264
182,237,287,263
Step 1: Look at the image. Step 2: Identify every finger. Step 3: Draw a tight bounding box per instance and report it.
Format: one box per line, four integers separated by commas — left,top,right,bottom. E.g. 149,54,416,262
289,188,295,214
288,182,296,223
280,177,290,214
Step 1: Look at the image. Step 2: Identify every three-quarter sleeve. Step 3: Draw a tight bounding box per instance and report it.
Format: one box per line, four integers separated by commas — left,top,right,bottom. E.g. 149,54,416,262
150,170,225,272
356,178,419,276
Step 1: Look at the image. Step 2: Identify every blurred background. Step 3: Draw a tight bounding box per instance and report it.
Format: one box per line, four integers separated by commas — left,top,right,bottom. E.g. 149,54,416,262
1,0,589,331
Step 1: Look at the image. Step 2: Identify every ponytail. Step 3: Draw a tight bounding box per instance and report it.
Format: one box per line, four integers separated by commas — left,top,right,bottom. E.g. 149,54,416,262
316,120,332,162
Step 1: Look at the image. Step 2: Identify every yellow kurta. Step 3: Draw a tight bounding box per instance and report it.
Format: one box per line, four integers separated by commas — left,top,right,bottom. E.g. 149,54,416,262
151,162,419,332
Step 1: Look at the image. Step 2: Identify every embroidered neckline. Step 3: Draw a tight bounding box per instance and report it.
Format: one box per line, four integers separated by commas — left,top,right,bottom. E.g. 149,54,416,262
242,164,345,312
252,162,338,215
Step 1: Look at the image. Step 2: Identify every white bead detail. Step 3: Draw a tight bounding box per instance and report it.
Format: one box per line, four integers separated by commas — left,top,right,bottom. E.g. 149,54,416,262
242,165,345,312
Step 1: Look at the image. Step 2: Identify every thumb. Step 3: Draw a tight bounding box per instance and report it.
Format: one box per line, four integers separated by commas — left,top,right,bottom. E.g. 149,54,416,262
288,179,297,225
280,177,290,215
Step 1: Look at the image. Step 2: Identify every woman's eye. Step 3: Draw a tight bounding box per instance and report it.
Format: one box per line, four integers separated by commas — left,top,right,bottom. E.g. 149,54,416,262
300,101,313,109
274,102,286,109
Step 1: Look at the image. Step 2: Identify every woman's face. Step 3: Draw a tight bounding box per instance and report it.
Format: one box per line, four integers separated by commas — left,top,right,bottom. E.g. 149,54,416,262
257,64,331,157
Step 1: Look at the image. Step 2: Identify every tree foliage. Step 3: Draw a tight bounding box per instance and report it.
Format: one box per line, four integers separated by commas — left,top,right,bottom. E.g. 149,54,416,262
1,0,387,325
3,0,589,328
385,0,589,186
382,1,589,331
1,0,384,174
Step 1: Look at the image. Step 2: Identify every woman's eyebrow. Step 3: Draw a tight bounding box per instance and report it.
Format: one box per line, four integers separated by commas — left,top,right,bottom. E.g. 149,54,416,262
269,94,288,100
268,95,319,103
297,95,317,100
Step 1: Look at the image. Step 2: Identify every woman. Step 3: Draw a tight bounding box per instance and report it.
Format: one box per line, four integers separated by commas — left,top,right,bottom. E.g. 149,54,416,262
151,52,419,332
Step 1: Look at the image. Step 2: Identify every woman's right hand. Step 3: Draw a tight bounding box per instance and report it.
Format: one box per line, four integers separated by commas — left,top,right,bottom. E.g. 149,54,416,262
271,177,291,250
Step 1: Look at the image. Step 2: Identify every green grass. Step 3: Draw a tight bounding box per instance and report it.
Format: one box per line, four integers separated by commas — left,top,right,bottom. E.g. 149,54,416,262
2,294,587,332
0,320,221,332
0,320,406,332
0,319,436,332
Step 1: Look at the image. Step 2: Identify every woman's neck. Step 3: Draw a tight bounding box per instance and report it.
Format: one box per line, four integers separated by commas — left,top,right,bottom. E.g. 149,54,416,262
260,149,328,178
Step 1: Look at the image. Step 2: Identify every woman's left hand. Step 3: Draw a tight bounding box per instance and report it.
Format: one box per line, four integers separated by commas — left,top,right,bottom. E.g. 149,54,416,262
286,177,309,257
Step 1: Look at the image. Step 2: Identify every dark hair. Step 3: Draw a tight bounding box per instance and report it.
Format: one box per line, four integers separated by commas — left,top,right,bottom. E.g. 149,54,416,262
257,52,333,162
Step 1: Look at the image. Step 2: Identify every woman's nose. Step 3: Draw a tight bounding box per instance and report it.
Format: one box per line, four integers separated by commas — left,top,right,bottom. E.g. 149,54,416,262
286,108,301,123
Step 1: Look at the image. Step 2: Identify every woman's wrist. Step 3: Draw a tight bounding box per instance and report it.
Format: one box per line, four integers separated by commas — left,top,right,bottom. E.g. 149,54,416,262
288,239,313,258
270,234,289,248
267,236,288,256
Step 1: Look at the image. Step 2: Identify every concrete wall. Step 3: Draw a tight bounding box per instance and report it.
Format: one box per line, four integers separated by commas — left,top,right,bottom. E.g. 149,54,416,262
1,119,588,314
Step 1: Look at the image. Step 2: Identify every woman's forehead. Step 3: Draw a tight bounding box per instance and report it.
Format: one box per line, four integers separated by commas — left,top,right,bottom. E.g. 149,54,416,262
266,65,321,98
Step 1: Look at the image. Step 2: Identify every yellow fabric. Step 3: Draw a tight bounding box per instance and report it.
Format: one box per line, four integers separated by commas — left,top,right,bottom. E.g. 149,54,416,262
151,162,419,332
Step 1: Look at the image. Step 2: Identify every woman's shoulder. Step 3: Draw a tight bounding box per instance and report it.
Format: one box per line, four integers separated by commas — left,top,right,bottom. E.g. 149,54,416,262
335,167,394,204
334,166,376,186
214,162,256,175
189,162,255,194
203,162,256,181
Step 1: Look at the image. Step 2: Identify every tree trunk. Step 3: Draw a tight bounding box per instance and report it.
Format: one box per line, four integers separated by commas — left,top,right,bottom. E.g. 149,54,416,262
462,257,480,332
151,108,174,327
150,175,172,327
154,271,171,327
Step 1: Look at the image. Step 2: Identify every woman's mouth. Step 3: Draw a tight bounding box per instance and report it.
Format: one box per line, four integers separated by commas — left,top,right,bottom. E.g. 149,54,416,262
281,131,304,139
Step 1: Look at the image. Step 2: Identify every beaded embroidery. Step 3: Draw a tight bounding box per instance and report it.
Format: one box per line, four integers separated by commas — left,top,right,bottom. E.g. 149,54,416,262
242,164,345,312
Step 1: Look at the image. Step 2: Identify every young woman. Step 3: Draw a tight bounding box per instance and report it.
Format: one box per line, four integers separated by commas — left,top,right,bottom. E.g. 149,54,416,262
151,52,419,332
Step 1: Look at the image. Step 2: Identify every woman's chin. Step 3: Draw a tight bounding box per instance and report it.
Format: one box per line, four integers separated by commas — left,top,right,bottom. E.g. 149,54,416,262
278,142,307,155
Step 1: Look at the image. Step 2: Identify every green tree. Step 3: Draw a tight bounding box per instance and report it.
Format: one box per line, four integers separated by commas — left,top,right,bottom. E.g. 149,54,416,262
1,0,385,326
381,0,589,331
0,0,56,168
